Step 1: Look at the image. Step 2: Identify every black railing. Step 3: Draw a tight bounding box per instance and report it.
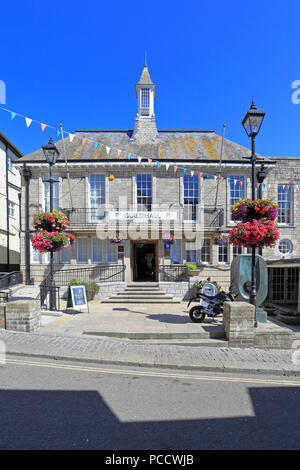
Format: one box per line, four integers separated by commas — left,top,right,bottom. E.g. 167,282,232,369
159,265,189,282
53,264,126,287
0,271,23,291
39,282,61,311
65,208,106,225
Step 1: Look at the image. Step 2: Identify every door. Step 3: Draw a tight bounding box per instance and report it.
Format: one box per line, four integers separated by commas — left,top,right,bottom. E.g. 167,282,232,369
132,242,157,282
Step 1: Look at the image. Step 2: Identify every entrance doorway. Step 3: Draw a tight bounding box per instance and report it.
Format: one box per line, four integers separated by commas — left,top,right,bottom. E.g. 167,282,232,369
132,242,157,282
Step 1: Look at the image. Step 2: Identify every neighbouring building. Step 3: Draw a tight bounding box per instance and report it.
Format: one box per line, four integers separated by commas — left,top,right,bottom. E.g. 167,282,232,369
0,131,22,272
14,64,300,302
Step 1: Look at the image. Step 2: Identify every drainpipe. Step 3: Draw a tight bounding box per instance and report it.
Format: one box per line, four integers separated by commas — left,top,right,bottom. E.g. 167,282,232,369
23,165,32,285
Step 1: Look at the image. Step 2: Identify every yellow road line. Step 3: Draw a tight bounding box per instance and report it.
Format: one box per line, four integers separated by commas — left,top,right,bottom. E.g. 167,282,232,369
4,358,300,387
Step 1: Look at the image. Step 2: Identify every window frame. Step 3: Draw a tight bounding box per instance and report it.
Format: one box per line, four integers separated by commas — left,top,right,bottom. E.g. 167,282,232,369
277,185,293,225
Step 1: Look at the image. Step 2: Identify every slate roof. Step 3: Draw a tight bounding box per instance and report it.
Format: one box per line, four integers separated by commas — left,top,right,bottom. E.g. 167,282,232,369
17,130,252,163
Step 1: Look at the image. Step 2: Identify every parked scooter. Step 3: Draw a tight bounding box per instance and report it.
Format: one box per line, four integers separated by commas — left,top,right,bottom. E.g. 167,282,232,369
187,286,237,323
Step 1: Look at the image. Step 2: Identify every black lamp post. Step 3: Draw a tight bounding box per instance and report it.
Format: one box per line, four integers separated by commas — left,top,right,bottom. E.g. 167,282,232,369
42,137,60,311
242,101,266,327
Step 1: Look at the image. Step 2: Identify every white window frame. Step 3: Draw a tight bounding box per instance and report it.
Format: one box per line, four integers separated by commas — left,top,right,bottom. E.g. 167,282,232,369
140,88,150,109
185,241,197,264
136,174,153,212
170,240,182,264
8,201,15,218
92,238,104,264
106,239,118,264
60,247,71,264
183,174,200,222
77,238,88,264
88,174,106,222
42,175,59,212
278,239,293,256
32,247,42,264
229,175,246,221
277,185,293,226
200,238,211,264
218,242,229,264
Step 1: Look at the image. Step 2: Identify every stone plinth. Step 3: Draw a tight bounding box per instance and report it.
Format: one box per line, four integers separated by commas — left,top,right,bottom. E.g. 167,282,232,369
5,300,40,332
223,301,255,348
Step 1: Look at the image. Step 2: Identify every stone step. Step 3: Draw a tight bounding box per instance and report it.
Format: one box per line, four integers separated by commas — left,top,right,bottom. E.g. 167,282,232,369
121,290,168,296
127,282,159,287
102,298,181,304
125,286,162,291
83,329,225,339
110,295,174,301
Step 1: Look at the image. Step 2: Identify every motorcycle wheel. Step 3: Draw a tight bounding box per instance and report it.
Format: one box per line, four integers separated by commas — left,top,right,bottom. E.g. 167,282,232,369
189,306,206,323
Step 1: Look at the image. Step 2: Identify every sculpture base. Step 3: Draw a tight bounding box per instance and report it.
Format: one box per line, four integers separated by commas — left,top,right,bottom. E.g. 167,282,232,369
256,307,267,323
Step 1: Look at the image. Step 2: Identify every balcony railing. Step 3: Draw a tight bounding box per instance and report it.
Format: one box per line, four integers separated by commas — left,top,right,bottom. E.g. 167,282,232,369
158,265,189,282
64,206,224,229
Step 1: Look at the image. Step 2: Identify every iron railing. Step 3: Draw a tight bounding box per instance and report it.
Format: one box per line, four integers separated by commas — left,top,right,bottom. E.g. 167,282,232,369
159,264,189,282
0,271,23,291
64,206,225,229
52,264,126,286
39,283,61,311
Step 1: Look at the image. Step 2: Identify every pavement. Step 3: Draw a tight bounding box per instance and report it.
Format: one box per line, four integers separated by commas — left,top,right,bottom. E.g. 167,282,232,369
1,300,300,377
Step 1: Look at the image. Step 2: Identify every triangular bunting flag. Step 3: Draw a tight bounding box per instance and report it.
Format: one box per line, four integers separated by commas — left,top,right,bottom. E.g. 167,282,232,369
25,117,32,128
148,159,152,164
94,142,99,150
220,177,224,182
183,168,186,173
82,138,87,146
56,130,61,138
157,161,161,168
206,174,210,179
117,150,122,157
174,166,178,173
10,112,16,120
191,171,194,177
127,153,132,160
41,123,47,132
137,156,142,163
199,173,203,177
166,163,170,171
69,134,75,142
106,146,111,154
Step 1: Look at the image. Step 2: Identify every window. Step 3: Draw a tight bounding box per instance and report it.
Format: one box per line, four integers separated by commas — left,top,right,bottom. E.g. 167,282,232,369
92,238,103,264
218,242,229,263
278,185,293,225
60,247,71,264
89,174,105,222
230,176,246,219
170,240,182,264
185,241,197,264
32,248,42,264
106,239,118,264
136,174,152,211
184,174,199,221
141,88,150,109
233,246,244,257
278,239,293,256
43,176,59,211
8,202,15,217
77,238,88,264
200,238,211,263
7,155,13,172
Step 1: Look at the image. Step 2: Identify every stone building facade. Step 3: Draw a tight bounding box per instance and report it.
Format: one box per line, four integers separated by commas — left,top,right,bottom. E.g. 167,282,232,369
14,65,300,301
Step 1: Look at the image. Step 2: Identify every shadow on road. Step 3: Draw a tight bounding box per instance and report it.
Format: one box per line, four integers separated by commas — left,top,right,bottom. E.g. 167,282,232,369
0,387,300,449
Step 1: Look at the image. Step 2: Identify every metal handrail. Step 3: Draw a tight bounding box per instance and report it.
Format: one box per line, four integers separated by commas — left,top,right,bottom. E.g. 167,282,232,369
158,264,189,282
0,271,23,290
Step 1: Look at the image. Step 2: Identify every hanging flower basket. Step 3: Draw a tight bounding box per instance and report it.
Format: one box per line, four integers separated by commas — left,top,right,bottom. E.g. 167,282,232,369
214,234,228,245
229,219,279,248
232,198,278,222
110,233,125,244
32,231,76,253
33,211,69,232
163,234,175,249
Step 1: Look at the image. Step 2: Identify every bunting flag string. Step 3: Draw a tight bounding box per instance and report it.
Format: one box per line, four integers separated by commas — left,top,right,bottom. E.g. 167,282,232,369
1,104,297,191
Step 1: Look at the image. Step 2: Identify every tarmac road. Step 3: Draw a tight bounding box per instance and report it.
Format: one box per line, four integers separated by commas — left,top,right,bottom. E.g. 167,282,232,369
1,355,300,450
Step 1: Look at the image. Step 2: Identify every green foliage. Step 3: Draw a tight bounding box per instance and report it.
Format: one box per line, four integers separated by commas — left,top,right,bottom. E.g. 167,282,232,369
186,263,198,270
69,279,99,300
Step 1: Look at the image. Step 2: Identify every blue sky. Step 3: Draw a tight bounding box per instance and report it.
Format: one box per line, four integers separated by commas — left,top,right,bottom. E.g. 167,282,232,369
1,0,300,157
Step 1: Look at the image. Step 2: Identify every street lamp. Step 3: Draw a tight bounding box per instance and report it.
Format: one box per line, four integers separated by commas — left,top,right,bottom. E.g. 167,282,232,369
242,101,266,327
42,137,60,310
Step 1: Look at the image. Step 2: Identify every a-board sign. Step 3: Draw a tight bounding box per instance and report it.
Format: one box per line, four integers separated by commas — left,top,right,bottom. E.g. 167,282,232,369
69,285,88,311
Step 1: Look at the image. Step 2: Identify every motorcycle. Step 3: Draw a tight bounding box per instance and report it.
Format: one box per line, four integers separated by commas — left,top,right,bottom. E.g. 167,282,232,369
187,286,237,323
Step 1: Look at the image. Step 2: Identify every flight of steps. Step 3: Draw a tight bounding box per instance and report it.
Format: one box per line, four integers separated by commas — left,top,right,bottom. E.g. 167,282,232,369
102,282,181,303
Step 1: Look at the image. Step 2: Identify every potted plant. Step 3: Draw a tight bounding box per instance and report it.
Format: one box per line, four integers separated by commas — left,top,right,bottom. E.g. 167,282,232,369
262,303,277,315
33,210,69,232
186,263,200,276
163,234,175,249
67,280,99,301
214,234,228,245
232,198,278,222
110,233,125,244
278,311,300,325
229,218,279,249
32,231,76,253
